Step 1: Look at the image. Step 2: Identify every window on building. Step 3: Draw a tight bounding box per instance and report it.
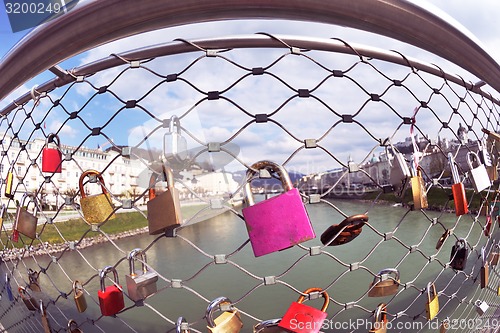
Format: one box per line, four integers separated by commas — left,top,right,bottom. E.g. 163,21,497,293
0,164,3,173
17,166,21,173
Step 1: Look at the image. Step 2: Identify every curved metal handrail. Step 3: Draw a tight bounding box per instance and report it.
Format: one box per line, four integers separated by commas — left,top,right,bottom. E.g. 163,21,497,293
1,34,498,116
0,0,499,103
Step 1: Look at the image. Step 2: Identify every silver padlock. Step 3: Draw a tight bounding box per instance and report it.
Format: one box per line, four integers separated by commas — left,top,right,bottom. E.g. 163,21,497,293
467,152,491,193
125,248,158,302
163,115,187,162
389,151,411,198
479,139,493,167
475,300,489,315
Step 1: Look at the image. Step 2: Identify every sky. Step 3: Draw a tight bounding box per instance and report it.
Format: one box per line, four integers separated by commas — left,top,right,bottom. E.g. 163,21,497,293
0,0,499,174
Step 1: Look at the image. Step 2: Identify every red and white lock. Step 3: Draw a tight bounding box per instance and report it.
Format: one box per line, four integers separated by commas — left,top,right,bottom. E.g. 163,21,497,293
42,133,62,173
278,288,329,333
98,266,125,316
242,161,315,257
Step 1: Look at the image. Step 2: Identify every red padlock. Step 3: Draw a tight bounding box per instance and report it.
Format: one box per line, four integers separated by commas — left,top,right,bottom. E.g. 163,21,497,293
97,266,125,316
278,288,329,333
448,153,468,216
42,133,62,173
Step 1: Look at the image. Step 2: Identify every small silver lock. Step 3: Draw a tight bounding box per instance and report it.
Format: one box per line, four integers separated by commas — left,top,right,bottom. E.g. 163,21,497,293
475,300,489,316
163,115,187,162
125,248,158,302
467,152,491,193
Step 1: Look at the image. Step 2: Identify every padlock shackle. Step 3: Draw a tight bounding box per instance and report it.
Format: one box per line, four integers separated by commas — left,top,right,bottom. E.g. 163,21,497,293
79,170,108,199
296,287,329,312
244,160,293,206
254,318,281,332
45,133,61,148
447,153,460,184
206,296,232,328
148,165,174,200
176,316,188,333
128,248,148,275
426,282,437,301
28,268,39,284
454,238,467,249
19,192,37,211
40,298,46,315
372,268,400,285
374,303,387,324
68,319,78,332
467,151,482,169
99,266,120,292
73,280,83,294
169,115,181,134
18,286,30,300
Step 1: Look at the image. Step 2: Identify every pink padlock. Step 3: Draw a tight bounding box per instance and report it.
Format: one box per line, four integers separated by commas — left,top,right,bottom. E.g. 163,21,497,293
242,161,315,257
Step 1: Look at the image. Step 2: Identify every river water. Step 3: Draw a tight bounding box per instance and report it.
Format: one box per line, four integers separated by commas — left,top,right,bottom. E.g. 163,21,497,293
0,198,488,332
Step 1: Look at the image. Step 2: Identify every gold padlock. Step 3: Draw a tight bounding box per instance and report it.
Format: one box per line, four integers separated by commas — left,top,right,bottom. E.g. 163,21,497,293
425,282,439,320
40,300,52,333
28,268,41,292
67,319,83,333
14,193,38,240
481,247,489,289
369,303,387,333
73,280,87,313
368,268,400,297
206,297,243,333
411,167,428,209
147,165,182,235
79,170,116,224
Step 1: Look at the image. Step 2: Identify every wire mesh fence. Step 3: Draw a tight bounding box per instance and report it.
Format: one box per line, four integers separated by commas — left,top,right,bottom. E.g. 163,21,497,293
0,32,499,333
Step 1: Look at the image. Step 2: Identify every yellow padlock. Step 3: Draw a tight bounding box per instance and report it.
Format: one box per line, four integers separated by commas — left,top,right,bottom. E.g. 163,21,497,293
425,282,439,320
79,170,116,224
206,297,243,333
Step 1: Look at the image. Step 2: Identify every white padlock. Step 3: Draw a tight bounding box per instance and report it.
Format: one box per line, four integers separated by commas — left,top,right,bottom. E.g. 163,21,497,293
475,300,489,315
467,152,491,193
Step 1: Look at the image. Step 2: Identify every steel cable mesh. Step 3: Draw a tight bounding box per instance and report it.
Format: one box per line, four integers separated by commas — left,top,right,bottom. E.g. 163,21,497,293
0,35,498,333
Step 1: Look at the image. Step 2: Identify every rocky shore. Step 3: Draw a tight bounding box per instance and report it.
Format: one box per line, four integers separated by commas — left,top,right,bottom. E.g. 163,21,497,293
1,226,150,261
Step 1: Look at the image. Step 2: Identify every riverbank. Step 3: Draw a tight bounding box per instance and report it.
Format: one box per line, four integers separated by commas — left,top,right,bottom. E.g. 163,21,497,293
0,201,234,260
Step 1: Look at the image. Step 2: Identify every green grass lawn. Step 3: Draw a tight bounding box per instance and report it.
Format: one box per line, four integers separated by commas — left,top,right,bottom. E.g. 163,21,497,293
1,204,207,248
